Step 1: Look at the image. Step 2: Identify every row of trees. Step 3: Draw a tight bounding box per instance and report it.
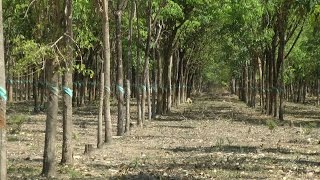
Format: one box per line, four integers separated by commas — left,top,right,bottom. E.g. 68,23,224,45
0,0,220,178
1,0,319,178
215,0,320,120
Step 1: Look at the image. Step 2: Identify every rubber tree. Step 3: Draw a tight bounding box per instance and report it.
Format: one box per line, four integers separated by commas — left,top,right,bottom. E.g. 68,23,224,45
42,0,63,177
0,0,7,179
125,0,134,133
112,0,128,136
142,0,152,122
61,0,74,165
102,0,112,143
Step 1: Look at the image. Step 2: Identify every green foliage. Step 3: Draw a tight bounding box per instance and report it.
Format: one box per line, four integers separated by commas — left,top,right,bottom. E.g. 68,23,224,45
11,35,53,73
74,64,95,78
160,0,184,20
73,0,100,49
203,59,231,86
3,0,320,98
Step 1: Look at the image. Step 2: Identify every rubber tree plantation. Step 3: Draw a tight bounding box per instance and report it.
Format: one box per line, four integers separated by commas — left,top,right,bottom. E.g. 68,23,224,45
1,0,320,179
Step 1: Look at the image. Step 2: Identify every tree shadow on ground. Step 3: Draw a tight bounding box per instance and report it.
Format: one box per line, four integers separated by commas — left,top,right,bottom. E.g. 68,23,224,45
165,145,258,154
153,113,185,122
154,125,195,129
199,95,320,129
166,145,320,160
162,145,320,176
110,172,187,180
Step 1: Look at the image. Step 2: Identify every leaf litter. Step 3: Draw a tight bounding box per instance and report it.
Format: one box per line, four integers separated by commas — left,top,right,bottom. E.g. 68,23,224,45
6,93,320,179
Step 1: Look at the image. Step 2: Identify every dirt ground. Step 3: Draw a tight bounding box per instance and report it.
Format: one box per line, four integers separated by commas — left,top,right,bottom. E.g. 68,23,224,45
6,93,320,179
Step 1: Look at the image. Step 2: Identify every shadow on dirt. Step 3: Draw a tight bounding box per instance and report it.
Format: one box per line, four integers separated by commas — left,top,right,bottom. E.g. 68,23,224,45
161,145,320,177
166,144,320,160
110,172,182,180
180,94,320,129
153,125,195,129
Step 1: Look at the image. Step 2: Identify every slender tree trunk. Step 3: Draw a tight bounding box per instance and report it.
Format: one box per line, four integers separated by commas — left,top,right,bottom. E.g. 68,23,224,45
167,55,173,111
42,58,59,177
317,79,320,106
251,58,257,108
102,0,112,143
33,69,39,112
7,59,12,103
268,51,273,115
245,61,249,104
143,0,152,121
147,75,152,120
177,51,184,105
125,0,134,133
258,57,264,112
145,0,152,120
61,0,73,164
278,40,285,120
114,1,127,136
135,0,142,126
97,71,104,148
156,48,163,115
0,1,7,177
151,60,157,118
302,81,307,104
277,6,288,120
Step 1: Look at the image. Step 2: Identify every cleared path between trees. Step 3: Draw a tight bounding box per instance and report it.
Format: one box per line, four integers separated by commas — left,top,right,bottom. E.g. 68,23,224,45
8,94,320,179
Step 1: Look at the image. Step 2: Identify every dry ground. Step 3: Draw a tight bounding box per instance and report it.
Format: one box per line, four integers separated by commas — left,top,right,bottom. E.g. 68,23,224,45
6,93,320,179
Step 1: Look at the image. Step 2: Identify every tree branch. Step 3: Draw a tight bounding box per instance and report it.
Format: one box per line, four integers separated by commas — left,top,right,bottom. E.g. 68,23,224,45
285,23,304,59
24,0,38,18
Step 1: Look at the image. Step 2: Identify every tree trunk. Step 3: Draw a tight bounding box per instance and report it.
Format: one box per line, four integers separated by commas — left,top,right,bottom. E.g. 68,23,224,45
114,2,126,136
167,55,173,111
61,0,73,164
258,57,264,112
151,59,157,118
97,72,104,148
33,69,39,112
42,58,59,177
125,0,134,133
156,48,163,115
142,0,152,121
135,0,142,126
0,1,7,177
102,0,112,143
317,79,320,106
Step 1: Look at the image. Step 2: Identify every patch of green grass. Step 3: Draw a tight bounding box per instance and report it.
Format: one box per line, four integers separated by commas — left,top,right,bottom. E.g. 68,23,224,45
129,158,141,169
304,122,317,135
59,166,83,178
226,137,234,145
8,114,29,134
7,135,19,142
266,119,277,132
8,165,41,176
215,138,225,150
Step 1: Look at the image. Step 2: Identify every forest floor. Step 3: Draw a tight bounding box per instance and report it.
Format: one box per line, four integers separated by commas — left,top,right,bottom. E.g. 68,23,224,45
6,92,320,179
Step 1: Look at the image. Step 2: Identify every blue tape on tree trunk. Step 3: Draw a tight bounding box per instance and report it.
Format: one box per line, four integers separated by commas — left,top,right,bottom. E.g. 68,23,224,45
63,87,73,97
141,85,147,92
117,85,124,94
0,87,7,101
